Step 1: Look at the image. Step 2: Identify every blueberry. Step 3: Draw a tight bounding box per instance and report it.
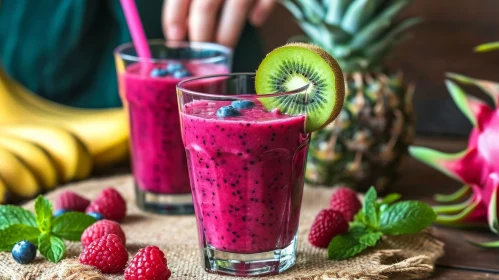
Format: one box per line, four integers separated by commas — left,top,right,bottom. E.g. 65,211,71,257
87,212,103,220
12,240,37,264
150,67,170,77
216,106,241,117
231,100,255,109
166,62,184,73
172,69,192,78
53,209,68,217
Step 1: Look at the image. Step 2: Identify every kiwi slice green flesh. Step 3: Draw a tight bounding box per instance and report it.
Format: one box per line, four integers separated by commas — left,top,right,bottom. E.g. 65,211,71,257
255,43,345,133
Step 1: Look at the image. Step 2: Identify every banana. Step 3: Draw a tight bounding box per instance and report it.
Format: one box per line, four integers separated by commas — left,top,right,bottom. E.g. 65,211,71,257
0,146,41,198
0,67,129,157
0,125,93,183
0,176,7,204
0,135,59,189
94,139,130,168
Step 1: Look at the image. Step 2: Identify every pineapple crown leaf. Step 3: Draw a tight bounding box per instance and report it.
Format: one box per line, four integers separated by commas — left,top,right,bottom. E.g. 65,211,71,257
281,0,420,72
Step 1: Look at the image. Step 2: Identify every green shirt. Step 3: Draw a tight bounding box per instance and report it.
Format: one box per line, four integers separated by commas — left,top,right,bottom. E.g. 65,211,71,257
0,0,264,108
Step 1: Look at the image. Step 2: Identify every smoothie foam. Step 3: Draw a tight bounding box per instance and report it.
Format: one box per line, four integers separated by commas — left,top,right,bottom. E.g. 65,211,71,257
181,100,309,253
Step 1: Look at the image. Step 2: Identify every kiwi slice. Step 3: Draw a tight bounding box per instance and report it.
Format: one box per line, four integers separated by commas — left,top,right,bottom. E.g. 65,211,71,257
255,43,345,132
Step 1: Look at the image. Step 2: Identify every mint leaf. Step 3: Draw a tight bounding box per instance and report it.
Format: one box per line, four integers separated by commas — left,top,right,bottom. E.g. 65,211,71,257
381,193,401,205
35,195,53,233
363,187,378,229
328,226,373,260
0,205,37,229
380,201,437,235
52,212,96,241
38,233,65,263
0,224,40,251
359,231,383,246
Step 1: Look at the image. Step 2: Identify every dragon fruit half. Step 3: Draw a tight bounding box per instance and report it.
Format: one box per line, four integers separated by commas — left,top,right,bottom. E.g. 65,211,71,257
410,42,499,247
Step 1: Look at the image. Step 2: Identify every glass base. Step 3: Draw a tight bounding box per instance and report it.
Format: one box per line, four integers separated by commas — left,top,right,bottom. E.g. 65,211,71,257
203,236,297,277
135,184,194,215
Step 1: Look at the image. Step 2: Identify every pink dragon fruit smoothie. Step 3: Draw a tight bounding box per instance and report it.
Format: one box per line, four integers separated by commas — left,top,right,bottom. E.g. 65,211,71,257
177,73,311,276
123,63,228,194
181,101,308,253
115,41,232,214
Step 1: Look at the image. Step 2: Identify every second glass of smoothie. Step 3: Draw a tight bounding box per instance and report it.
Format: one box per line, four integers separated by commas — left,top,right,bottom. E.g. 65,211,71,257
177,74,310,276
114,41,231,214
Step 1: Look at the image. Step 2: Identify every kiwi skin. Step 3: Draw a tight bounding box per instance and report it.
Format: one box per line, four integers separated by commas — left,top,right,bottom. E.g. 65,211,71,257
256,42,345,132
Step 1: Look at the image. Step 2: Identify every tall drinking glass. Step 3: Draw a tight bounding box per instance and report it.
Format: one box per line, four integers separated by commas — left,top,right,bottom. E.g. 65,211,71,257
177,74,310,276
114,40,232,214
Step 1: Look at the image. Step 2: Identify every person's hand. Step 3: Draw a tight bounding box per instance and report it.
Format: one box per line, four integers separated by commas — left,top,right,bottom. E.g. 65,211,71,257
162,0,275,48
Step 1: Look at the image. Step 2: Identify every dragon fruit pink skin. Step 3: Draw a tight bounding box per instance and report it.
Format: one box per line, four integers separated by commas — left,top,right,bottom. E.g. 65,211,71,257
409,73,499,236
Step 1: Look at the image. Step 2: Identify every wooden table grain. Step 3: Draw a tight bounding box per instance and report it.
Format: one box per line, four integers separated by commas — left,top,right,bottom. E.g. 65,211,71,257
395,137,499,279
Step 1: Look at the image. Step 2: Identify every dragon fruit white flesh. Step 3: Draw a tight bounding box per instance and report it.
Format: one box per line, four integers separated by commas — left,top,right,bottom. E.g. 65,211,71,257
410,66,499,246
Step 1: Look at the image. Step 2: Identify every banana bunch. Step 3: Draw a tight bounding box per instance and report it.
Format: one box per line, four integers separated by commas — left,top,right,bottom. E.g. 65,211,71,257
0,67,129,204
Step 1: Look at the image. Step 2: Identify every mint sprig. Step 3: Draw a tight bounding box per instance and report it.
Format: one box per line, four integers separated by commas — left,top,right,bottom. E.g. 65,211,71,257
0,205,37,229
0,195,96,263
328,187,436,260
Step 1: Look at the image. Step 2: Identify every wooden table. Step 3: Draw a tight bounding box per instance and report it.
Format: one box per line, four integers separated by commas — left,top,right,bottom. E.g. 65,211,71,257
395,137,499,279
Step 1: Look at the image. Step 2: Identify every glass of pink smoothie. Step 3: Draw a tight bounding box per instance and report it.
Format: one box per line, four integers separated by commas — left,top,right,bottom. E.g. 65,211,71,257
114,40,231,214
177,74,310,276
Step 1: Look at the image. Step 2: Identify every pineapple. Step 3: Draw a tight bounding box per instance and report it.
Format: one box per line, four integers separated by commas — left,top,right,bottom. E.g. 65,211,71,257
281,0,419,192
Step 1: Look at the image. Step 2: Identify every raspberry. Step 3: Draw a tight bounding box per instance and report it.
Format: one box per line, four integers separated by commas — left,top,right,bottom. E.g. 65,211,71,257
81,220,126,249
308,209,348,248
86,187,127,222
125,246,171,280
55,190,90,212
79,234,128,274
329,187,362,222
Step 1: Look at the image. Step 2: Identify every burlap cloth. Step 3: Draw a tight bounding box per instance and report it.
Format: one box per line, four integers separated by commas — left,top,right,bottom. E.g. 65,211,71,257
0,175,444,280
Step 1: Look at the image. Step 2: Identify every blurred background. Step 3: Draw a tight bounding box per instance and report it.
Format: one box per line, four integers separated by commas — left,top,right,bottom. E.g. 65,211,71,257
259,0,499,137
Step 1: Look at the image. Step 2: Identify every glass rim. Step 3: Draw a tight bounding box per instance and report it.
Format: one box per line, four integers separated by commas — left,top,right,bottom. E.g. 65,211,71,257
114,39,233,64
176,72,310,99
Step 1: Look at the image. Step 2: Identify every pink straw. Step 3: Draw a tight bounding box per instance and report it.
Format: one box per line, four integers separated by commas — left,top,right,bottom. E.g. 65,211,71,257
120,0,151,59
